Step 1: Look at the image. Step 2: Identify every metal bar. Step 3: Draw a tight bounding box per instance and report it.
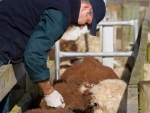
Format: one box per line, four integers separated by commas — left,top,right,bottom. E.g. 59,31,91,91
55,41,60,80
59,51,133,57
134,19,138,42
104,0,106,5
54,19,138,80
102,26,114,68
98,20,135,26
133,19,139,61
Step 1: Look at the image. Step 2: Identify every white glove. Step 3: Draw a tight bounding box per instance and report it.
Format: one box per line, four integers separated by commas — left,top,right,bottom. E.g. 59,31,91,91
44,90,65,108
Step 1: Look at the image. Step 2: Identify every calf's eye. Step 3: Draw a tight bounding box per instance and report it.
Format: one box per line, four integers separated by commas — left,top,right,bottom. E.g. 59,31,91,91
94,103,99,107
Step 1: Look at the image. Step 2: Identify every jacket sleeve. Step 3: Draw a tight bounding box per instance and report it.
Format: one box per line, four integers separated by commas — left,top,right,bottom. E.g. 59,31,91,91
24,9,67,82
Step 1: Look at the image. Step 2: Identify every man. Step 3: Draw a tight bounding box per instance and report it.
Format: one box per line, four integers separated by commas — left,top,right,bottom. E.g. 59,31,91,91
0,0,105,111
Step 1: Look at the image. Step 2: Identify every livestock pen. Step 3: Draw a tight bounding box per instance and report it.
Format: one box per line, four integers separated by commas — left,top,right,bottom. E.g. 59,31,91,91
0,1,150,113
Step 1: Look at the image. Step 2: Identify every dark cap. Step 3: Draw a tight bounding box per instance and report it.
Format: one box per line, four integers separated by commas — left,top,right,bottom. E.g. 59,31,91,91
89,0,106,36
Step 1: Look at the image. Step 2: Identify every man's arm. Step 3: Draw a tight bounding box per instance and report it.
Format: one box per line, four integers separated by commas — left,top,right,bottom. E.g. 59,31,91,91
24,9,67,107
36,79,54,95
24,9,67,82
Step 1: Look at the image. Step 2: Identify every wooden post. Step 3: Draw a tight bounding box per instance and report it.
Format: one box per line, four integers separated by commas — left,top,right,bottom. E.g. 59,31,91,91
127,85,139,113
148,33,150,43
149,22,150,32
9,75,26,110
147,43,150,61
138,62,150,112
106,0,150,6
139,81,150,113
127,18,149,113
0,63,27,111
9,89,37,113
122,2,140,67
137,4,150,112
143,62,150,81
0,63,26,102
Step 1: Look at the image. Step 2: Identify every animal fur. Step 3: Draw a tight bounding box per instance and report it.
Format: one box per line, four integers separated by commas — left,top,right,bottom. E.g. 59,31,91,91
25,108,74,113
28,56,125,113
60,56,119,85
89,79,127,113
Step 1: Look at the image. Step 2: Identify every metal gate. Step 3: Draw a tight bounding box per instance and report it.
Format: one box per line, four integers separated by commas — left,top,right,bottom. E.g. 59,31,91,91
54,19,138,80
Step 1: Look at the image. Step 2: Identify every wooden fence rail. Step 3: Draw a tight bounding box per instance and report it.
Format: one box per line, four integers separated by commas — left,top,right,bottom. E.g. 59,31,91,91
106,0,150,6
127,3,150,113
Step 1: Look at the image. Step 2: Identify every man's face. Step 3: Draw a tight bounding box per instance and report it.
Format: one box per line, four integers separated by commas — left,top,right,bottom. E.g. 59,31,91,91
77,3,93,29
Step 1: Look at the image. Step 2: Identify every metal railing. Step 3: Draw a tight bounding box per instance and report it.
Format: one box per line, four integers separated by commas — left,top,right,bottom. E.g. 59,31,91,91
55,19,138,80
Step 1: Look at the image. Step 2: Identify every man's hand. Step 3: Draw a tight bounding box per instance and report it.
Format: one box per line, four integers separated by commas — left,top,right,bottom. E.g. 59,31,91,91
36,79,65,108
44,90,65,108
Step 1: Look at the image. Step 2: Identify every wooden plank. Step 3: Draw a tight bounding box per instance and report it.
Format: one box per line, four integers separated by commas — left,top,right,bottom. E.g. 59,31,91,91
129,59,143,85
149,22,150,32
138,63,150,112
147,43,150,61
9,89,37,113
128,0,150,2
107,5,122,20
148,33,150,43
0,63,26,101
143,61,150,81
127,85,139,113
128,22,148,113
26,73,34,92
139,7,148,29
144,4,150,21
127,6,149,111
129,21,148,83
106,0,124,5
47,60,55,84
122,2,140,67
9,75,26,110
106,0,149,6
139,81,150,113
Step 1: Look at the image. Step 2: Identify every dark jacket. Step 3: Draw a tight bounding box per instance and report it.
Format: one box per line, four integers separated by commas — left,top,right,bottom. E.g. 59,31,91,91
0,0,80,64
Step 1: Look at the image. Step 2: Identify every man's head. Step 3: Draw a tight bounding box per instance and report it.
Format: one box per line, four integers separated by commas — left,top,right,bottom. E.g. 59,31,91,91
78,0,106,36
